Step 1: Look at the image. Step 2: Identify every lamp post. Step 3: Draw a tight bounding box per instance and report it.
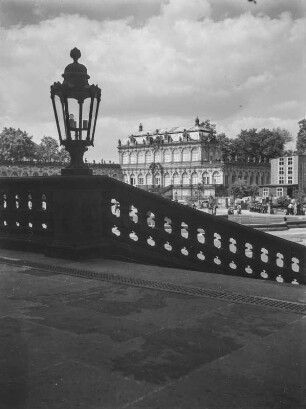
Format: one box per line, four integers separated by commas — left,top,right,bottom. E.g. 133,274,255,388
50,48,101,175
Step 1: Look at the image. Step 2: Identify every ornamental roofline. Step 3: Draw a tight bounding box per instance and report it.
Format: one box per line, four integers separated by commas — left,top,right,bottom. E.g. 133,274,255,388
129,125,210,138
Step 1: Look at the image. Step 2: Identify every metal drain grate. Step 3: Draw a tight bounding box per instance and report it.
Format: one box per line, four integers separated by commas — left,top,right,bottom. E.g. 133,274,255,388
1,257,306,315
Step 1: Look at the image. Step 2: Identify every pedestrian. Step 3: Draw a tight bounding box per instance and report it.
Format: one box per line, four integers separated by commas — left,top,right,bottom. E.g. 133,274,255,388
293,203,298,215
288,203,293,215
213,204,217,215
297,203,301,215
237,204,242,215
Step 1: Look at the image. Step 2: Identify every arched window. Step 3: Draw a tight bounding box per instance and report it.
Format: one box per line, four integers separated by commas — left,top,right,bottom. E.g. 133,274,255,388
164,173,171,186
173,172,180,185
155,172,161,185
146,173,152,185
122,152,129,164
182,172,189,185
138,151,145,163
33,172,39,177
191,172,198,185
202,172,210,184
173,149,180,162
123,174,128,183
191,148,198,161
261,174,265,184
164,150,171,162
22,172,29,176
182,149,190,162
212,171,221,184
154,150,161,162
138,173,144,185
12,172,19,177
130,152,137,164
145,151,152,163
130,174,136,186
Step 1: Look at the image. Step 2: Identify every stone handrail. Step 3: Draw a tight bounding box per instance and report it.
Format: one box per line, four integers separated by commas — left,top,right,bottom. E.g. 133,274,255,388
0,175,305,284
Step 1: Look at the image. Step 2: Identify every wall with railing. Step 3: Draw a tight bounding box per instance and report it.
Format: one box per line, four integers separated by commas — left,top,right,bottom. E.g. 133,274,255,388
0,175,305,284
0,160,122,178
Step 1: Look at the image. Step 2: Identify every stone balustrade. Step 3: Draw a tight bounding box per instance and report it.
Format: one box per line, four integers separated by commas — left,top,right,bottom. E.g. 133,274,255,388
0,175,305,284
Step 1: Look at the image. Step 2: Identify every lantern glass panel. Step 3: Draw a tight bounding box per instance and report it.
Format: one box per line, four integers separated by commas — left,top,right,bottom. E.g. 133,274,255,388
54,95,66,141
82,97,91,139
91,97,98,140
67,98,80,140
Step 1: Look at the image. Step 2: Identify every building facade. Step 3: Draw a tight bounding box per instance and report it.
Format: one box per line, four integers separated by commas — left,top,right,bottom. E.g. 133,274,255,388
118,117,270,202
259,155,306,199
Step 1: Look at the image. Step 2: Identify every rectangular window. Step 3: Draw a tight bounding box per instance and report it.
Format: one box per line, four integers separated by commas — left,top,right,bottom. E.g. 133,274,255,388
288,167,292,174
279,176,284,184
288,157,293,165
138,152,145,163
287,176,293,184
164,151,171,162
276,187,283,197
263,188,269,197
279,158,284,165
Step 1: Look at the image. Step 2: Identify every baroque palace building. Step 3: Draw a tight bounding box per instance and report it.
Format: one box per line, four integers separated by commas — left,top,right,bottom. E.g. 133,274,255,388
118,117,271,202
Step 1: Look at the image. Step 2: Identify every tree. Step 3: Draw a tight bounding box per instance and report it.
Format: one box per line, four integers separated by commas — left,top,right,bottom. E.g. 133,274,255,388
37,136,60,162
293,189,306,205
283,149,297,157
58,146,70,163
276,196,291,209
296,119,306,155
258,128,291,158
228,180,258,199
225,127,292,161
0,127,36,161
201,119,217,136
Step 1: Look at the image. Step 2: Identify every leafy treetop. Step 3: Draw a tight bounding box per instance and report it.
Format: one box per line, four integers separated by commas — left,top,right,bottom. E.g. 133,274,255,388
0,127,36,161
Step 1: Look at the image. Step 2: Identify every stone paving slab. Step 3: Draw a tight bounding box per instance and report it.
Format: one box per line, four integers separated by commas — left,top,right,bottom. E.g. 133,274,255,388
1,248,306,304
0,252,306,408
131,317,306,409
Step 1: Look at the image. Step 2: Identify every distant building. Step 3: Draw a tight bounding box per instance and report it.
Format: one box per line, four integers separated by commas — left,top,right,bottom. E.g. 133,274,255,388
0,160,122,179
118,117,270,202
259,155,306,199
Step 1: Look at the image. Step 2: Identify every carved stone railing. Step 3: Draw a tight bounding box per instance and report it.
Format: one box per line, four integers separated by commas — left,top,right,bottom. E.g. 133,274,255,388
0,176,305,285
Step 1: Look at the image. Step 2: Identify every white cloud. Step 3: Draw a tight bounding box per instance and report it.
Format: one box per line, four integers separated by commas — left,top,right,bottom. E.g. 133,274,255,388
0,0,305,162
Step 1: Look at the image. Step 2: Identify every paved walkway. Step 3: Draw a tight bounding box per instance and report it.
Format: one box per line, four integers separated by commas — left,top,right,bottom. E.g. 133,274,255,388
0,248,305,409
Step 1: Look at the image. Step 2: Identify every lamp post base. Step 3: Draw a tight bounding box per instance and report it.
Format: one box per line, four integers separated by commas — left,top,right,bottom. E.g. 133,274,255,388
61,140,93,176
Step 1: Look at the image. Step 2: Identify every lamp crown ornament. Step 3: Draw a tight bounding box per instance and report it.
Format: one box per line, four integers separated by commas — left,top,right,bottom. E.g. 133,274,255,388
50,48,102,176
62,48,90,89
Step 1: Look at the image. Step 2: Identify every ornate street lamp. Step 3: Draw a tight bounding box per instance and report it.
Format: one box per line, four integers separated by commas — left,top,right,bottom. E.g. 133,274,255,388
50,48,101,175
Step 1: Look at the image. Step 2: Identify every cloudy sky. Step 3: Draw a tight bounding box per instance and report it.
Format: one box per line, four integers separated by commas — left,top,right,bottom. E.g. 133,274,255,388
0,0,305,161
